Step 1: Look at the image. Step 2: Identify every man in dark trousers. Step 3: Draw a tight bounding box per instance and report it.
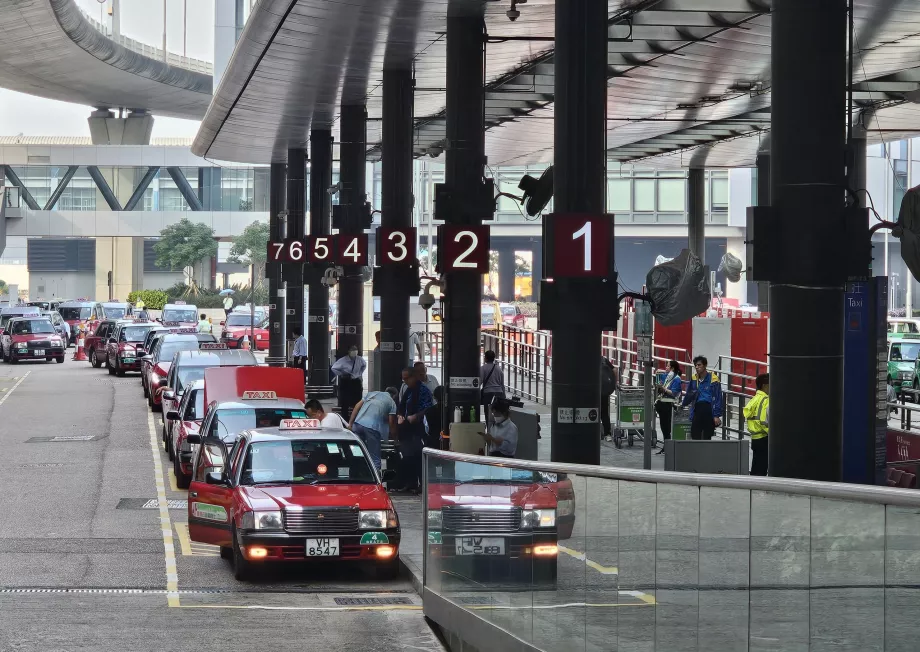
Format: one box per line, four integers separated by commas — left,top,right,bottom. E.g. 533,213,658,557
681,355,723,440
392,367,433,493
601,356,616,442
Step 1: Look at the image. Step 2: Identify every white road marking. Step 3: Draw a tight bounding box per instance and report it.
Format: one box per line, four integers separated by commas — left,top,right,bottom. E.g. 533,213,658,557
0,372,30,408
147,411,180,607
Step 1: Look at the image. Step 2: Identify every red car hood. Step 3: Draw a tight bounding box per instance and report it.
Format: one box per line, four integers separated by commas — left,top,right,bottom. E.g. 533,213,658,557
242,484,390,511
117,342,139,352
153,362,172,377
428,483,560,509
10,334,58,342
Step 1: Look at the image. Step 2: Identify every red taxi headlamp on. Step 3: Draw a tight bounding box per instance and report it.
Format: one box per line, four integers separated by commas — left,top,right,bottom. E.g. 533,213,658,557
241,511,283,530
359,510,398,530
247,546,269,559
375,546,395,559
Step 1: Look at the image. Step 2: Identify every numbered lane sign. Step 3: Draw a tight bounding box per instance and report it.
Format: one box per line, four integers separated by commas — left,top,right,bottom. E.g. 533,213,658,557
267,240,306,263
307,235,334,264
551,214,611,277
440,225,490,273
378,227,417,265
336,234,368,266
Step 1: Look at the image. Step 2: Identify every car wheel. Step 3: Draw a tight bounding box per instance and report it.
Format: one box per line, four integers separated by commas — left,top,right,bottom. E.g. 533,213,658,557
116,366,125,377
55,356,65,364
174,455,190,490
220,546,233,561
89,350,100,368
9,355,18,364
167,434,174,461
107,361,115,375
232,528,253,582
143,379,149,399
375,558,401,581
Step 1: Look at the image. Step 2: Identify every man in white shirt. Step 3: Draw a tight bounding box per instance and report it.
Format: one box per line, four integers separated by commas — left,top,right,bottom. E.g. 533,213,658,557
291,327,307,373
305,399,349,429
331,345,367,419
479,399,518,457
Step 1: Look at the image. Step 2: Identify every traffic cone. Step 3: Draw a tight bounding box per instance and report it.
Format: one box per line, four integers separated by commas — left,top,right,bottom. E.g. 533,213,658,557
241,335,251,351
72,327,88,361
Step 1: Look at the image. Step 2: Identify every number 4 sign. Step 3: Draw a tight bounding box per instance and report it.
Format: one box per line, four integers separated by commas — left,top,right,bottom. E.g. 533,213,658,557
336,234,368,266
551,214,612,278
440,225,490,273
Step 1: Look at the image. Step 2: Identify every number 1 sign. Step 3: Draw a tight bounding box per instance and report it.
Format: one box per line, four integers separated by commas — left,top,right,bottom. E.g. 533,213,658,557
551,214,612,278
440,225,490,273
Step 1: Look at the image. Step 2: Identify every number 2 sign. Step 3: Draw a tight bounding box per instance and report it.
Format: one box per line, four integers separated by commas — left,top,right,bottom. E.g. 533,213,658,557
440,225,490,273
551,214,611,278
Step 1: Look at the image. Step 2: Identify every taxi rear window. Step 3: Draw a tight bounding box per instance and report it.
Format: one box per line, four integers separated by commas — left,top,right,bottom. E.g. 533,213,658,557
211,408,307,438
60,307,92,320
240,439,376,485
121,326,155,342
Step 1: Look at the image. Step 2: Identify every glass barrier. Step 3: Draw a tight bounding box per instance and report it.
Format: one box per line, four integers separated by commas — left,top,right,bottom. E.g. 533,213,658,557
423,450,920,651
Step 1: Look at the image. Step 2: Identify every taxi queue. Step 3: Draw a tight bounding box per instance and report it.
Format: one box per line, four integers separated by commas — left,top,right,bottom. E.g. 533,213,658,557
69,309,402,582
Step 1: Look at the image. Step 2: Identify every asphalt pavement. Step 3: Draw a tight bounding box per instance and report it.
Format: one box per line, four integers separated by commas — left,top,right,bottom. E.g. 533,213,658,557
0,358,444,652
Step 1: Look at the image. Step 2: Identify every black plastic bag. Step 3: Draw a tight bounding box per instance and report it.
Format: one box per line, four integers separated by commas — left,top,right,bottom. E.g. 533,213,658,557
646,249,710,326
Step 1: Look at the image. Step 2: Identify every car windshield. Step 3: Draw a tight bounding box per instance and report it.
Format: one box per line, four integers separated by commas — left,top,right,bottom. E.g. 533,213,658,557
12,320,55,335
121,326,155,342
27,302,50,310
60,307,92,320
501,306,516,317
211,408,308,440
226,314,260,326
891,322,920,334
890,342,920,362
434,461,559,484
176,365,213,391
162,309,197,323
240,439,377,486
158,339,201,362
103,306,127,319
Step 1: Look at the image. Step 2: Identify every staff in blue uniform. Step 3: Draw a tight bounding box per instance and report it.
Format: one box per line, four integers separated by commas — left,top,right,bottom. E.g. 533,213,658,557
655,359,683,453
681,355,723,440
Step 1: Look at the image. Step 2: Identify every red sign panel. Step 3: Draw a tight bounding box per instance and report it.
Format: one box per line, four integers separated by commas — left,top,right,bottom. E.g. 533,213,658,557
336,234,369,266
551,213,612,278
307,235,335,264
440,225,490,273
378,227,417,265
267,240,306,263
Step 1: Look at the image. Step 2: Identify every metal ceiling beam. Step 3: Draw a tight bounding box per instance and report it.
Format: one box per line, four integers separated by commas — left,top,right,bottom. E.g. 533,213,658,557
648,0,771,11
43,166,78,211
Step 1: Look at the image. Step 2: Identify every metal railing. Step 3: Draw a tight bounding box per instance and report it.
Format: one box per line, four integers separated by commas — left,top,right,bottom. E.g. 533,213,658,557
482,326,551,404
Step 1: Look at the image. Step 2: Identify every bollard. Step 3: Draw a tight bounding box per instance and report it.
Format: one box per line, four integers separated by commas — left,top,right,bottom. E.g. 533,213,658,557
241,335,251,351
72,327,88,361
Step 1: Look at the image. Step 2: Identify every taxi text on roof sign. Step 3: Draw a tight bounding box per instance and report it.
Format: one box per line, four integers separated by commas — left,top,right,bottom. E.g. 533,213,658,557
279,418,321,430
242,390,277,400
174,300,186,305
200,342,229,350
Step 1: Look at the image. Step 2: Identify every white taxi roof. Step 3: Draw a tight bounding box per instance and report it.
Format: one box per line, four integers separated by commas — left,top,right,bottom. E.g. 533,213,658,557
211,397,306,411
242,426,361,444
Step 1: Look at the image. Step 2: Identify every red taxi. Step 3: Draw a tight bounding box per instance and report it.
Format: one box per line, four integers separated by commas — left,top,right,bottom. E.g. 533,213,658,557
143,333,216,411
220,312,269,350
187,419,400,581
425,461,575,588
159,302,199,328
1,316,67,363
84,319,129,368
166,380,205,489
105,321,159,375
58,300,103,342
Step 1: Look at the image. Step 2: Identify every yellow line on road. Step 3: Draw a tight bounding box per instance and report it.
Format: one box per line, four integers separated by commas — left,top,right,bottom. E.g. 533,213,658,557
174,523,193,557
168,467,180,492
0,371,29,408
179,604,423,612
148,411,180,607
558,545,619,575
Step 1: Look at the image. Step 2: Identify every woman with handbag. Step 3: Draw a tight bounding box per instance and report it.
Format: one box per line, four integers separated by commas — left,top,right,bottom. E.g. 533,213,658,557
480,350,505,426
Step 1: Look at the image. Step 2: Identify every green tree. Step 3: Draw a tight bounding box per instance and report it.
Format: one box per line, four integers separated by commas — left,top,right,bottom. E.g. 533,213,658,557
153,219,218,294
227,220,270,284
0,279,7,294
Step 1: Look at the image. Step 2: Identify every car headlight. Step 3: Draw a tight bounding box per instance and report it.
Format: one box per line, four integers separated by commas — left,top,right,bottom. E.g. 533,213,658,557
359,510,398,529
50,338,62,345
556,499,575,517
521,508,556,529
240,511,283,530
901,371,912,380
427,509,442,528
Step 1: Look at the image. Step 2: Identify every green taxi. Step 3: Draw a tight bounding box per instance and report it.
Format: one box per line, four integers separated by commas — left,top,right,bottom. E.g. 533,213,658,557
889,334,920,394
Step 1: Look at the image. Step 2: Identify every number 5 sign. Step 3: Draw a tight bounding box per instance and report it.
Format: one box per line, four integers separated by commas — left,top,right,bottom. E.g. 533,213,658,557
551,214,612,278
439,225,490,273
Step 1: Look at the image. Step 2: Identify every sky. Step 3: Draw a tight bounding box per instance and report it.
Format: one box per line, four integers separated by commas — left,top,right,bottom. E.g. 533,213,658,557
0,0,215,139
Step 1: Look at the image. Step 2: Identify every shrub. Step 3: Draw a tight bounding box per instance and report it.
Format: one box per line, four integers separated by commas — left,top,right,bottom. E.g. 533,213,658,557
127,289,169,310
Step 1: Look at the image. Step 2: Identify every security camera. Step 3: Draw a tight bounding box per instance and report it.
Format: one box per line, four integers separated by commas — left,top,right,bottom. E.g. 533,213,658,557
418,292,436,311
327,182,342,196
427,144,444,158
321,267,343,288
506,7,520,21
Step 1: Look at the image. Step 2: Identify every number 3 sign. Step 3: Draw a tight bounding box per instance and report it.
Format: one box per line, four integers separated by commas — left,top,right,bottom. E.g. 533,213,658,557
439,225,490,273
551,214,612,278
378,227,417,265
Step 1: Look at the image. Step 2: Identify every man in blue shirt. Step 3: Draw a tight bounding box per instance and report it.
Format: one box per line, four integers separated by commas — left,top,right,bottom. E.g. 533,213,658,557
681,355,723,440
348,387,398,471
290,327,307,373
393,367,433,493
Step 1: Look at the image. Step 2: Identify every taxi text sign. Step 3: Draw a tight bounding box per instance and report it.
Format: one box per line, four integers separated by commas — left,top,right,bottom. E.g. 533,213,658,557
279,418,321,430
200,342,228,350
242,390,277,400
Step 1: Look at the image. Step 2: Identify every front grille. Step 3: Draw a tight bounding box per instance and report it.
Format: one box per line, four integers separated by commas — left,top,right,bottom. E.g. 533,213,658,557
20,341,61,350
283,507,359,534
442,506,521,533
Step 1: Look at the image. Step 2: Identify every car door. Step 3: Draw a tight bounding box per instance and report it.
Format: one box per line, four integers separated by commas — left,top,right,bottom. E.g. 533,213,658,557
188,437,233,546
106,325,120,365
94,322,110,356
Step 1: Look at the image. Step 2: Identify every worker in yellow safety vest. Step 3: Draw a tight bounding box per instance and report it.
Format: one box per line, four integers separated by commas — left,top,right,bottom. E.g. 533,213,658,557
744,373,769,476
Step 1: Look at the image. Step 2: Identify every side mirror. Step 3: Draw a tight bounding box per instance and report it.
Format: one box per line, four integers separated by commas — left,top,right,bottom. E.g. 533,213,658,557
205,471,226,485
186,433,202,445
219,321,225,326
165,409,180,421
156,318,162,323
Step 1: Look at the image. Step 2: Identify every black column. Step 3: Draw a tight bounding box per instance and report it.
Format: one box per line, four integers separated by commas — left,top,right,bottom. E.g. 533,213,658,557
769,0,846,481
286,148,306,339
380,67,414,385
497,243,515,302
308,130,334,386
443,14,487,425
756,144,771,312
688,167,706,259
337,105,367,358
551,0,608,464
267,162,287,366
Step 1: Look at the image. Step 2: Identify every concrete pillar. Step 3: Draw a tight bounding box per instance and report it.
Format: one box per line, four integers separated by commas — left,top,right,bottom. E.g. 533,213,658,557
95,237,134,301
497,243,515,302
688,167,706,259
769,0,847,482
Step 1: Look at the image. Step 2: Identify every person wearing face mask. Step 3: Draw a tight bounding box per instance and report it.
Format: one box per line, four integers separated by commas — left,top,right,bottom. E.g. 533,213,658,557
331,344,367,420
479,399,518,458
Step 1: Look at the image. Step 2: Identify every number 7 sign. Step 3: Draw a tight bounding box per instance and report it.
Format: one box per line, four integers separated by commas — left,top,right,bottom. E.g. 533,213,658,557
551,214,612,278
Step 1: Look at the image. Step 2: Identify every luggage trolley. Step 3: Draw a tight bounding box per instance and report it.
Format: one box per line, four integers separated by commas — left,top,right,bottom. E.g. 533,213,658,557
613,386,647,449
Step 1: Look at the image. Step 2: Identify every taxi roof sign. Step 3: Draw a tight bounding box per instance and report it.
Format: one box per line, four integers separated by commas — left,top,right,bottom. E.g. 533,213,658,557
174,300,186,305
279,418,321,430
200,342,229,350
242,390,277,400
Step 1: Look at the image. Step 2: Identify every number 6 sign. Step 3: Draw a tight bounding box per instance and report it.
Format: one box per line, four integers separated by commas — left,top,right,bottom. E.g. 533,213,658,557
551,214,612,278
440,225,490,273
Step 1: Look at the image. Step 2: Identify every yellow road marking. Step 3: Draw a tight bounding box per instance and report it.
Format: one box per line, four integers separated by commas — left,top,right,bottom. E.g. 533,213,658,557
175,522,220,557
558,545,619,575
148,412,180,607
168,467,180,492
0,371,29,408
174,523,193,556
179,604,423,612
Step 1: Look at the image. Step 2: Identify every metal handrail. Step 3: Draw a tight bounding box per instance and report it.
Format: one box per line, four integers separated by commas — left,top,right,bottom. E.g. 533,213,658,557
422,447,920,508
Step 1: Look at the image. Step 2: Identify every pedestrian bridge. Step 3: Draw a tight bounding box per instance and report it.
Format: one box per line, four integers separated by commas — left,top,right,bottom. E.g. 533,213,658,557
0,0,211,120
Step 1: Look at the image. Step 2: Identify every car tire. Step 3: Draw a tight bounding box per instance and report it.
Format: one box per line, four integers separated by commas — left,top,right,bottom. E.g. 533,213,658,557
150,393,161,412
375,558,401,581
174,456,190,490
220,546,233,561
143,379,149,399
55,356,65,364
90,350,100,368
167,435,174,461
9,355,18,364
232,528,253,582
107,362,115,375
116,367,125,377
